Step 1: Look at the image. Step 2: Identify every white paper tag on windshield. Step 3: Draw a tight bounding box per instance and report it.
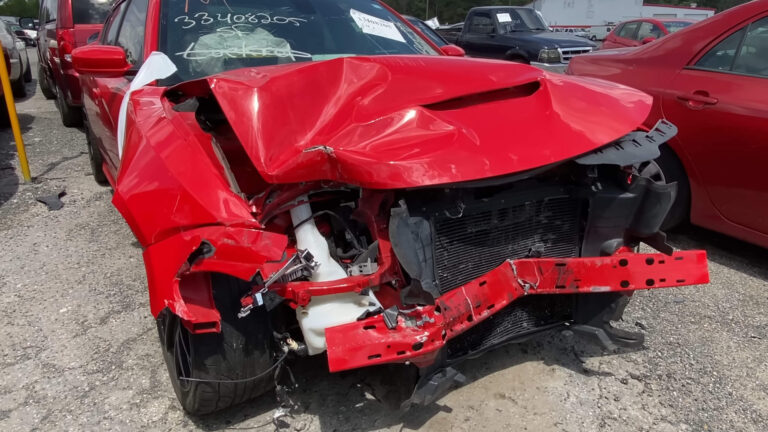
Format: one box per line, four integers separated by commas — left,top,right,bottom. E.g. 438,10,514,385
497,13,513,23
350,9,406,43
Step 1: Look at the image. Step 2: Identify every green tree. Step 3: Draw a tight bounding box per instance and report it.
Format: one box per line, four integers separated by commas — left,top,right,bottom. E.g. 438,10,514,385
0,0,39,18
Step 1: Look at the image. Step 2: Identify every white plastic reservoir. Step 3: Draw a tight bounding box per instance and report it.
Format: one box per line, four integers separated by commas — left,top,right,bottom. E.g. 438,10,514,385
290,197,380,355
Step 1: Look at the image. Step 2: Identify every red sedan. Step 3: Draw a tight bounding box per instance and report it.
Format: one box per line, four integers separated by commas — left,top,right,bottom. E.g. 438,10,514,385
71,0,708,415
602,18,694,49
568,0,768,248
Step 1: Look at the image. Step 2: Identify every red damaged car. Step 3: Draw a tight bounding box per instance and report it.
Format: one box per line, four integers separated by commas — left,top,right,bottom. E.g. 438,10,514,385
73,0,709,415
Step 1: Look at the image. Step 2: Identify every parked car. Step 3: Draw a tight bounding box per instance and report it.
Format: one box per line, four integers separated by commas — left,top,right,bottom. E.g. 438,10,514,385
16,17,38,43
603,18,694,49
36,0,114,127
587,25,614,41
568,0,768,248
0,20,30,126
73,0,708,415
439,7,596,71
9,23,35,46
556,27,589,38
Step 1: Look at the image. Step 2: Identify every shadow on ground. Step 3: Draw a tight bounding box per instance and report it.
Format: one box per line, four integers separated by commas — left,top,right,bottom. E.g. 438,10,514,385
0,112,35,207
190,332,634,431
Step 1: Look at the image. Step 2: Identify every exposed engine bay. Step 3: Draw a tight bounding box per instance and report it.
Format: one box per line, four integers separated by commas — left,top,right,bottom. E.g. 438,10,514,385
179,120,709,406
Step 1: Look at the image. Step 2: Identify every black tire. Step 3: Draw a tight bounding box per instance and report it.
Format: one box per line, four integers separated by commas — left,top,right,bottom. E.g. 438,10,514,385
641,145,690,230
84,115,109,186
56,87,83,127
157,274,275,415
23,62,32,83
12,76,26,98
38,64,56,100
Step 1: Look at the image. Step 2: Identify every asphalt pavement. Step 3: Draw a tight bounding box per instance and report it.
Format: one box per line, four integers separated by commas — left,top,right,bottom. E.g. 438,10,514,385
0,50,766,431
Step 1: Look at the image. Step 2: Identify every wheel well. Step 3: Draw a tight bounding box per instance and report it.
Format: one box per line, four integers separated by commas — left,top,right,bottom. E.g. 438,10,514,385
506,54,530,64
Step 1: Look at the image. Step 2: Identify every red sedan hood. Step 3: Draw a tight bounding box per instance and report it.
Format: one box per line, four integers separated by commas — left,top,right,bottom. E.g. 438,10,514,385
180,56,651,189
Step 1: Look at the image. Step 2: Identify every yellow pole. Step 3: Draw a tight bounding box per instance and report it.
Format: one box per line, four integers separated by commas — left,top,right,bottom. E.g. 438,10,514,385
0,41,31,182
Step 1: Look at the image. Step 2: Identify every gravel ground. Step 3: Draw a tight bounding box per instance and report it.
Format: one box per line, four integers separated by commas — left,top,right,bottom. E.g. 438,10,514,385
1,51,766,431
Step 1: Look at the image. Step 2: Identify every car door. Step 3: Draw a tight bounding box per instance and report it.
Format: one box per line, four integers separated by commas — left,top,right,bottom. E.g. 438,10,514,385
86,0,148,173
37,0,57,79
663,15,768,234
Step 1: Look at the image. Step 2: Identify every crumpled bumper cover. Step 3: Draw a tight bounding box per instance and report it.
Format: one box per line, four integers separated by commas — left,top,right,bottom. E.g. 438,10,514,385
325,250,708,372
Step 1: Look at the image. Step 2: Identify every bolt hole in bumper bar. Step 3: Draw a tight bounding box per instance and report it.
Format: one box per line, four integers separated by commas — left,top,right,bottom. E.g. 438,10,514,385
325,250,709,373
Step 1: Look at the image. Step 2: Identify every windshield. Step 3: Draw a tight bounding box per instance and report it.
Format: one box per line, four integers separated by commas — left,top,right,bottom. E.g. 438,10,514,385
160,0,438,83
405,16,447,47
73,0,115,25
496,9,548,33
663,21,693,34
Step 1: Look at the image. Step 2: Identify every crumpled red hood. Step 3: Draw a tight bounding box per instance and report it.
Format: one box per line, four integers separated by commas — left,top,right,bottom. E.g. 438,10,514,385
183,55,652,189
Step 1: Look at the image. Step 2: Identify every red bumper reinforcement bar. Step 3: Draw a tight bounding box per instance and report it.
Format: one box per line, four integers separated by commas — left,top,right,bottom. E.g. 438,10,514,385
325,250,709,372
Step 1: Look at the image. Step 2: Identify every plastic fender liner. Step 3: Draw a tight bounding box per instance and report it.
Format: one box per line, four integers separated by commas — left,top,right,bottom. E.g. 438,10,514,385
143,226,288,330
324,250,709,372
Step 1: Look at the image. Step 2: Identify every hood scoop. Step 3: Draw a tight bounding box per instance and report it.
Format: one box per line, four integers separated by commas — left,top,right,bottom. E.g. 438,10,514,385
425,81,541,111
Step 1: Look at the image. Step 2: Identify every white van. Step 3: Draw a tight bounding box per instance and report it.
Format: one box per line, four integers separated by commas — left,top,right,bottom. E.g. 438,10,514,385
587,25,615,41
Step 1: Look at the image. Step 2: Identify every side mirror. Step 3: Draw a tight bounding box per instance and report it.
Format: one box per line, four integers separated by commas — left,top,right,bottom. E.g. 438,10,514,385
18,17,35,30
441,44,466,57
72,45,131,77
641,36,656,45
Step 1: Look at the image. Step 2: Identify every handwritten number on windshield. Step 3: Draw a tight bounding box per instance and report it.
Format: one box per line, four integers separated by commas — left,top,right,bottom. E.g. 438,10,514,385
173,13,306,29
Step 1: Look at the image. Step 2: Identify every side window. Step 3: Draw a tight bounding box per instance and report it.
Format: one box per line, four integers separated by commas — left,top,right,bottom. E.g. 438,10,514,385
618,22,639,39
696,28,746,72
637,22,663,40
733,17,768,77
41,0,58,22
115,0,148,66
49,0,58,21
39,0,48,23
468,13,494,35
102,3,127,45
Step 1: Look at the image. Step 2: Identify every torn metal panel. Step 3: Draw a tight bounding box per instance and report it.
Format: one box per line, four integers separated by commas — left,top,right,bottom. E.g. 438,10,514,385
143,226,287,325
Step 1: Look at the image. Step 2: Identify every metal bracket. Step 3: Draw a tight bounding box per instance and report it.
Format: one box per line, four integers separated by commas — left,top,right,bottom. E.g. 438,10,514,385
239,250,318,318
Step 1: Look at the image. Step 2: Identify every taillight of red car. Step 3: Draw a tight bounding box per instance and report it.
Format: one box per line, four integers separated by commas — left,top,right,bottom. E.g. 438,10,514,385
57,28,76,66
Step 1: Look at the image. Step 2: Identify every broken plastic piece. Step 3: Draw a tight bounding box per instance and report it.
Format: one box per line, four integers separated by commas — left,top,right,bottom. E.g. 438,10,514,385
35,190,66,211
402,367,467,408
117,52,177,158
383,306,399,330
575,119,678,166
347,258,379,276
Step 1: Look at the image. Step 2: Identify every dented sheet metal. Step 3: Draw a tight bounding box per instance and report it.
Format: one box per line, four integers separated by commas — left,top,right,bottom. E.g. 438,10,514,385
170,55,653,189
325,250,709,372
142,226,287,322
